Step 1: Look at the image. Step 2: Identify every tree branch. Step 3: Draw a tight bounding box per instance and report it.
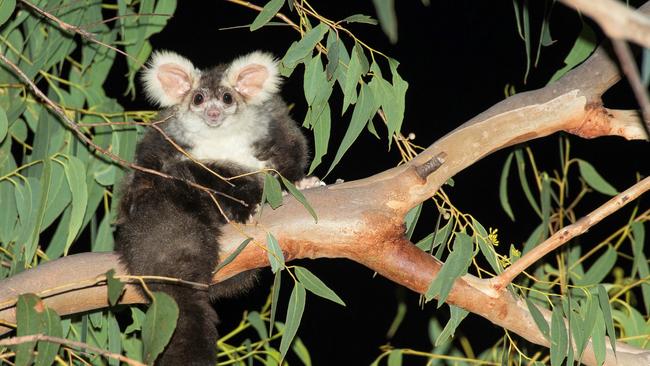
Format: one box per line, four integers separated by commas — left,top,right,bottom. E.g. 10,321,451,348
493,175,650,290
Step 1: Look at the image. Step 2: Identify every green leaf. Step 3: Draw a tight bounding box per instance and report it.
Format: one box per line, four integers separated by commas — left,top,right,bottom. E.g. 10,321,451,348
473,218,501,274
372,0,398,43
247,311,269,339
63,155,88,254
325,30,341,80
93,214,115,252
280,176,318,222
385,59,408,146
515,149,541,217
550,306,568,366
125,308,146,334
308,103,331,174
279,283,306,359
577,159,618,196
295,266,345,306
549,23,596,83
596,285,617,354
250,0,285,31
34,308,62,366
15,294,42,366
387,350,403,366
435,305,469,346
0,0,15,27
426,232,473,307
592,310,606,366
142,292,179,365
630,222,650,314
386,300,406,339
341,42,364,115
342,14,378,25
522,222,546,255
214,238,253,273
525,298,549,340
499,152,515,221
263,173,283,209
281,23,329,69
328,83,377,176
572,246,617,286
107,313,121,366
292,336,312,366
106,269,125,307
404,204,422,240
0,106,7,142
270,270,282,337
266,232,285,273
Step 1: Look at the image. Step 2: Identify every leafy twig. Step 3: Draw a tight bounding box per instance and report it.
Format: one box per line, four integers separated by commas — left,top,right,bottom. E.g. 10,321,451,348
493,176,650,290
0,334,146,366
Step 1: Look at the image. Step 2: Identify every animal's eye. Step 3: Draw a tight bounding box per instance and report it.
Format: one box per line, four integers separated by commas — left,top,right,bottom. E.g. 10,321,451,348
192,92,204,106
222,92,233,105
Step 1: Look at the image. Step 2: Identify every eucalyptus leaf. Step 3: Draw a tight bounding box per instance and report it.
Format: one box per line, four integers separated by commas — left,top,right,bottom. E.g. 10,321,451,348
266,232,285,273
142,292,179,365
295,266,345,306
250,0,284,31
577,159,618,196
372,0,398,43
263,173,283,209
426,232,473,307
279,283,306,359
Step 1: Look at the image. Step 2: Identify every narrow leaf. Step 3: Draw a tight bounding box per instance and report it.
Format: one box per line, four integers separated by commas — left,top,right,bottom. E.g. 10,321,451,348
279,283,306,359
525,298,550,340
15,294,42,366
142,292,179,365
328,83,377,176
573,246,617,286
596,285,617,353
35,308,62,366
295,266,345,306
266,232,285,273
0,106,7,142
372,0,398,43
263,173,283,209
550,306,568,366
270,270,282,336
435,305,469,346
106,269,125,307
342,14,378,25
63,156,88,254
280,176,317,222
0,0,13,26
426,233,473,307
250,0,284,31
308,103,331,174
577,159,618,196
214,238,253,273
281,23,329,68
499,152,515,221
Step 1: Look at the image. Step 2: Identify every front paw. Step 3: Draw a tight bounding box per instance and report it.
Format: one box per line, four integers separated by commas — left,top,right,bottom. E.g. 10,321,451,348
294,176,325,190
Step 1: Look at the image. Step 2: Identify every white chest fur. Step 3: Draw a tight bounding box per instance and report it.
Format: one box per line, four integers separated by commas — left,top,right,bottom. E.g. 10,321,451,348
175,109,269,170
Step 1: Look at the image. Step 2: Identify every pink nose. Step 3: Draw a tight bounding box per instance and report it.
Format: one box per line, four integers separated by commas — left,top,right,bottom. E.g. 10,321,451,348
206,107,220,120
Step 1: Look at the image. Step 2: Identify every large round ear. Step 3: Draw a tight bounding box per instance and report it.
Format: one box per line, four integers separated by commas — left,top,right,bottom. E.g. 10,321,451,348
142,51,200,107
223,52,280,105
